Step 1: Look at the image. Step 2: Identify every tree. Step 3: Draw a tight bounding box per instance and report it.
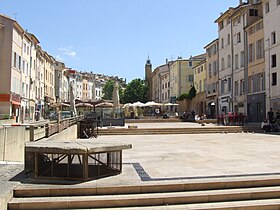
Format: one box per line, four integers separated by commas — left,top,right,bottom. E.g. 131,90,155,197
123,79,148,103
188,85,197,99
177,86,196,101
102,80,124,103
102,80,114,100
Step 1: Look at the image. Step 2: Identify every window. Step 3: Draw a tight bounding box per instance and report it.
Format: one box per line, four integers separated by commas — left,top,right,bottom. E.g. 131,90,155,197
227,55,231,68
277,0,280,6
209,63,212,77
235,54,239,70
18,55,21,70
272,54,277,68
249,43,255,62
261,73,265,91
228,77,232,92
256,39,264,59
227,34,230,45
271,31,276,45
240,79,245,95
221,38,224,49
24,43,26,53
235,81,239,96
240,51,245,67
249,9,258,16
272,72,277,86
207,48,212,57
13,52,16,68
188,75,194,82
237,32,241,43
22,60,25,73
249,76,254,93
213,61,217,75
221,58,225,70
265,2,270,13
201,66,203,72
219,21,224,30
189,61,192,67
221,80,225,94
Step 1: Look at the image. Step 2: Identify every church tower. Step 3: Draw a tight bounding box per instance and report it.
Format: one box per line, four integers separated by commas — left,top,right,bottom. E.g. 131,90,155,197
145,57,152,101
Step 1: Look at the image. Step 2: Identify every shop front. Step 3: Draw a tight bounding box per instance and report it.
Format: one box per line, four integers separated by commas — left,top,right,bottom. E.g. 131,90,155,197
247,93,265,123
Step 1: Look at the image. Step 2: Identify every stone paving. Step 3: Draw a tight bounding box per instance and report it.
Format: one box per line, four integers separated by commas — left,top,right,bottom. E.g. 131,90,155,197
0,162,23,182
1,122,280,189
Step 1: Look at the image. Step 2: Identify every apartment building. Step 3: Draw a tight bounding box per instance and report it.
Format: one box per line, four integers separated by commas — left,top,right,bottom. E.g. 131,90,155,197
204,39,219,118
44,52,55,114
82,76,88,100
150,63,169,103
246,18,266,122
231,0,263,116
169,56,205,103
94,78,104,100
0,14,28,120
55,61,69,102
159,70,170,104
193,59,207,115
215,7,235,114
28,33,40,120
35,46,45,116
263,0,280,114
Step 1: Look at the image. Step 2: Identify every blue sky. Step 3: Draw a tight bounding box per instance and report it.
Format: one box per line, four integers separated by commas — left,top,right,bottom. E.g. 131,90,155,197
0,0,238,82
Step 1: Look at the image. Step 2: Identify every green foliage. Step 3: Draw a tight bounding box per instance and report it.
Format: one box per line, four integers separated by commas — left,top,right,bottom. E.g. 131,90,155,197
188,86,197,99
102,80,125,103
122,78,148,103
177,93,189,101
102,80,114,100
177,86,197,101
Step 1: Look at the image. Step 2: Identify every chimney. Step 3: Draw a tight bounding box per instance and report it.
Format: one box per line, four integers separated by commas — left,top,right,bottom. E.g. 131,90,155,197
239,0,243,5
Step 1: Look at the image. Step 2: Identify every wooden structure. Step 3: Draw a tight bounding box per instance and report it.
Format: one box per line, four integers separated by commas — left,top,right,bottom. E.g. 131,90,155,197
25,140,132,180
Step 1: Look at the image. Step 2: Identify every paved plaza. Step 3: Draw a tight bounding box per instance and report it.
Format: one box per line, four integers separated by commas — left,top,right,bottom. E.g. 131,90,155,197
1,123,280,188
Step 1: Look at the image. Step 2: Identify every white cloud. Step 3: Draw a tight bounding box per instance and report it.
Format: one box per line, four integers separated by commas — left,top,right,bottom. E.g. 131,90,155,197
58,46,77,58
55,55,64,61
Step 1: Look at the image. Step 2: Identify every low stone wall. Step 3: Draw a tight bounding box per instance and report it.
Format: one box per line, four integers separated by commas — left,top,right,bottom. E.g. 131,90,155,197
45,125,77,142
0,119,16,126
0,126,29,162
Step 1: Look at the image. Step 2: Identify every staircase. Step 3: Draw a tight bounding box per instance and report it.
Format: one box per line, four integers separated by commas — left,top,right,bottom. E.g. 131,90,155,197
99,126,262,135
9,177,280,209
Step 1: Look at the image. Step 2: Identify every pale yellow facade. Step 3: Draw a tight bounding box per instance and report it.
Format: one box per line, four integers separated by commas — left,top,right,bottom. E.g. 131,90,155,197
170,56,205,103
193,60,207,115
82,77,88,100
204,39,219,118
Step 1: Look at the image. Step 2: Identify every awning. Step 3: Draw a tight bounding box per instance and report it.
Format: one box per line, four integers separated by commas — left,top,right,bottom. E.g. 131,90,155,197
12,101,21,106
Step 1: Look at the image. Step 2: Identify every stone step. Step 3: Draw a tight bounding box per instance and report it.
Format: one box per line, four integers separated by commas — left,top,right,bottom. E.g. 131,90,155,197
98,126,261,135
14,178,280,197
92,199,280,209
8,186,280,209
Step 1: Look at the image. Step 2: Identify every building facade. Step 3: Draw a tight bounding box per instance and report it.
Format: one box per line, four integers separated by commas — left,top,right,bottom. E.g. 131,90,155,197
246,18,266,122
263,0,280,115
204,39,219,118
215,8,235,114
193,60,207,115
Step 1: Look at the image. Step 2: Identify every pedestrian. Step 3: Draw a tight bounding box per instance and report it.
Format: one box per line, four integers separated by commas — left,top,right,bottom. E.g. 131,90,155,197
267,108,275,124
